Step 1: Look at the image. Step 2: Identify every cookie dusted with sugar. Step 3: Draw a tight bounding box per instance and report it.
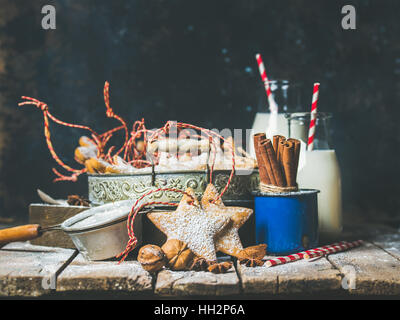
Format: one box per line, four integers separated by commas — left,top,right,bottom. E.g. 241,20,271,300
201,184,253,258
147,188,230,261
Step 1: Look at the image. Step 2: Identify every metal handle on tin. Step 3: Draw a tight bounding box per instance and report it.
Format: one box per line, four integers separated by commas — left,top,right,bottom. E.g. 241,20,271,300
151,163,156,186
206,164,211,183
206,139,212,183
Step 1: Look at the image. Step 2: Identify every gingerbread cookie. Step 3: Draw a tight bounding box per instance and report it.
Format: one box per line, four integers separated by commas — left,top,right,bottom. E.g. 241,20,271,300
201,184,253,258
147,188,230,261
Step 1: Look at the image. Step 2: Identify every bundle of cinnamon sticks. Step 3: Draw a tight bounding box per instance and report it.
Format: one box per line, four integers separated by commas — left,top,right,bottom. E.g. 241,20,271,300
253,133,300,192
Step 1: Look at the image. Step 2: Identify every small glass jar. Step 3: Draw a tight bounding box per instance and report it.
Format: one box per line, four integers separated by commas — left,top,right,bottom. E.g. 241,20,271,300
250,81,303,156
286,112,343,235
286,112,332,148
256,80,303,113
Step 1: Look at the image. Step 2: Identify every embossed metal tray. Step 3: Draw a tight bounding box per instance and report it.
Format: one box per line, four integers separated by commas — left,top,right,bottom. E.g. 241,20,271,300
88,169,259,205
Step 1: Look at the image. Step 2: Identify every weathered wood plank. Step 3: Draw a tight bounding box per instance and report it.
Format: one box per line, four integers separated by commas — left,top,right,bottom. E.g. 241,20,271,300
2,231,400,297
237,255,341,295
327,241,400,295
236,260,277,294
57,254,153,293
155,269,239,297
0,242,77,297
155,258,239,296
29,203,88,249
372,233,400,261
275,257,342,294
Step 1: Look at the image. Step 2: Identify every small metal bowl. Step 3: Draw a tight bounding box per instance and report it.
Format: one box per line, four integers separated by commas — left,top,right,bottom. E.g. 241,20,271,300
88,169,260,205
61,200,143,261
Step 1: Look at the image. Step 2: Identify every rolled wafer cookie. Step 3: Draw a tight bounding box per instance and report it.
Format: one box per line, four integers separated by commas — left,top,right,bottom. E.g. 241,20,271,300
75,146,97,164
85,158,108,174
79,136,97,148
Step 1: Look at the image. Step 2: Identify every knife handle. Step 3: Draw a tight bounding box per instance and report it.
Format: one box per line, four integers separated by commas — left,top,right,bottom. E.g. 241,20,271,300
0,224,41,245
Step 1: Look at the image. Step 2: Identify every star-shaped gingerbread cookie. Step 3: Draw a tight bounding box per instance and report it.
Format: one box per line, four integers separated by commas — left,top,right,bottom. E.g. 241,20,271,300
147,188,230,261
201,184,253,258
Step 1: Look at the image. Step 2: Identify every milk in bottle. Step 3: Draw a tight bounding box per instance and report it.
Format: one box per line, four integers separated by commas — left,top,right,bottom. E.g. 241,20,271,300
287,112,343,235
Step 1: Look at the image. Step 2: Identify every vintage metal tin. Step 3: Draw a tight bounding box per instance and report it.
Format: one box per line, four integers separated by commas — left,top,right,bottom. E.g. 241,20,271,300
253,189,319,255
88,169,259,205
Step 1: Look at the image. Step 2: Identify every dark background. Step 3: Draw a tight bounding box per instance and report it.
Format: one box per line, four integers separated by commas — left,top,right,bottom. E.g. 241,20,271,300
0,0,399,225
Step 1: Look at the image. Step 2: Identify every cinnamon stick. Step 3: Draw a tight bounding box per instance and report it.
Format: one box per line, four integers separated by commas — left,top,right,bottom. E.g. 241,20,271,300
259,139,286,187
258,141,276,185
273,135,285,155
281,141,296,187
253,133,271,185
276,136,286,164
287,138,300,181
277,139,286,170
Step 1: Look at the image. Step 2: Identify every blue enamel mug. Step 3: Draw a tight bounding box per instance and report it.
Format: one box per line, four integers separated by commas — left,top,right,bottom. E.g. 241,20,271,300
253,189,319,255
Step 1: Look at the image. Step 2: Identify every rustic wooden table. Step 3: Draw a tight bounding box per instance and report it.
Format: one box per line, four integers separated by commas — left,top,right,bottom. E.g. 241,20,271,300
0,222,399,299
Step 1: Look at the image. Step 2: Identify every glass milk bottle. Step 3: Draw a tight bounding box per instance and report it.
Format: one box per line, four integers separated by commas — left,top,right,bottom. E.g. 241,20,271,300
250,80,302,157
287,112,343,235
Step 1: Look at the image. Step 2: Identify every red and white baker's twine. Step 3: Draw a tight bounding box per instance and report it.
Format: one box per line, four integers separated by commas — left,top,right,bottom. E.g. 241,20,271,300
116,187,197,263
307,82,320,151
18,96,99,180
19,84,238,250
19,82,236,193
103,81,129,158
264,240,364,268
148,121,235,203
255,53,278,114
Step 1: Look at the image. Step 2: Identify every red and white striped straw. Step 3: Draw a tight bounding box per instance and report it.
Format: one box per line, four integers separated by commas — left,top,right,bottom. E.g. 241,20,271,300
255,53,278,114
264,240,363,268
264,251,309,267
305,241,351,254
304,240,364,259
307,82,320,151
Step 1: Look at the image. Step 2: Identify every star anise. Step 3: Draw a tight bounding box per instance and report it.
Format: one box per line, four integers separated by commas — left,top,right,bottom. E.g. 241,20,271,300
189,257,214,272
67,195,90,207
239,258,265,267
207,261,233,274
237,244,267,268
